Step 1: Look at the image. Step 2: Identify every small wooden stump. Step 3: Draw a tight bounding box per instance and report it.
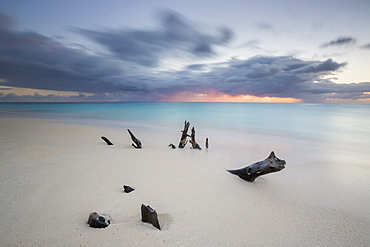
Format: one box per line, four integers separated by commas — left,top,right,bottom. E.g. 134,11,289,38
205,138,209,148
227,151,286,182
87,212,110,228
101,136,113,145
127,129,142,149
141,204,161,230
123,185,135,193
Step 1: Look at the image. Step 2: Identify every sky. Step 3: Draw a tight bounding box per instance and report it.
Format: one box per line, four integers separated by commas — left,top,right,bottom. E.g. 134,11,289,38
0,0,370,103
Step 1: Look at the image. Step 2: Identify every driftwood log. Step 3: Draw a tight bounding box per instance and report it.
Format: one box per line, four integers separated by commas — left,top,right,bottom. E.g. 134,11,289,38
178,121,190,148
101,136,113,145
205,138,209,148
227,151,286,182
123,185,135,193
189,127,201,150
141,204,161,230
87,212,110,228
127,129,142,149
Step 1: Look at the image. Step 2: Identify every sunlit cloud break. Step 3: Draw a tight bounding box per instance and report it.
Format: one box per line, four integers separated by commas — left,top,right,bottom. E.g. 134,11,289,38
0,11,370,103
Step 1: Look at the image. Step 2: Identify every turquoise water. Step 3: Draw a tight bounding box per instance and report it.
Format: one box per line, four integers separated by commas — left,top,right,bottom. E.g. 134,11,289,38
1,102,370,149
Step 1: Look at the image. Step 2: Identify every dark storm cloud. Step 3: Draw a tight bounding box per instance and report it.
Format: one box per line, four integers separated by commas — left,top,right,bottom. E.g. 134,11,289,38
78,11,233,67
320,36,357,48
0,12,370,103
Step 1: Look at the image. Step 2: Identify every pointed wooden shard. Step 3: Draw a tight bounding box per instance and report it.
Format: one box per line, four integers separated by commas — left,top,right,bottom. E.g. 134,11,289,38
227,151,286,182
123,185,135,193
101,136,113,145
141,204,161,230
178,121,190,148
127,129,142,149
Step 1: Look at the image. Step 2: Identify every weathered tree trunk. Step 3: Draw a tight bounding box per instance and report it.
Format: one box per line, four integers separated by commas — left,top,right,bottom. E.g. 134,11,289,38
227,151,286,182
127,129,142,149
141,204,161,230
189,127,201,150
87,212,110,228
178,121,190,148
101,136,113,145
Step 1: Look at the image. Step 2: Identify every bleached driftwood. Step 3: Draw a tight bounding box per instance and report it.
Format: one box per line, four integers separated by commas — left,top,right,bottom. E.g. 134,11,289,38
227,151,286,182
178,121,190,148
189,127,201,150
127,129,142,149
101,136,113,145
141,204,161,230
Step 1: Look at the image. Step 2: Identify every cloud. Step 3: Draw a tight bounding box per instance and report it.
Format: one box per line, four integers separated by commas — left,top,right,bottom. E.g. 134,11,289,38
320,36,357,48
360,43,370,49
0,12,370,103
78,11,233,67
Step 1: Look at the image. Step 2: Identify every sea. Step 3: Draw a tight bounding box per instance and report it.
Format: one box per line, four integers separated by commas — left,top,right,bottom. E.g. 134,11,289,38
1,102,369,165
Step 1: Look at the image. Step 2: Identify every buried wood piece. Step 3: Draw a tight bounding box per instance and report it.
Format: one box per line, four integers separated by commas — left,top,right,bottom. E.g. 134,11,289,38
141,204,161,230
168,143,176,149
101,136,113,145
178,121,190,148
87,212,110,228
205,138,209,148
127,129,142,149
227,151,286,182
189,127,201,150
123,185,135,193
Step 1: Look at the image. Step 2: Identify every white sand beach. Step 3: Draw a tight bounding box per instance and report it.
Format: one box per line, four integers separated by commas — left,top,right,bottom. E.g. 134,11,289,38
0,117,369,246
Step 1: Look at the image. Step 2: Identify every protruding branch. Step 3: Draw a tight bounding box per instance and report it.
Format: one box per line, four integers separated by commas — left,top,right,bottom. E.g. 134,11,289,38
227,151,286,182
178,121,190,148
101,136,113,145
141,204,161,230
127,129,142,149
189,127,201,150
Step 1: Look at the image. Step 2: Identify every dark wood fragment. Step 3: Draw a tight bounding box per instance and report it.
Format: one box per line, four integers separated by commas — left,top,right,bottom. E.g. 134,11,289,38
123,185,135,193
227,151,286,182
87,212,110,228
101,136,113,145
168,143,176,149
127,129,142,149
178,121,190,148
205,138,209,148
141,204,161,230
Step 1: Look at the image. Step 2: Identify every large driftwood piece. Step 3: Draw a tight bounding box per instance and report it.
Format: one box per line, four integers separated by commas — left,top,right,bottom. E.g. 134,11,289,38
227,151,286,182
189,127,201,150
127,129,142,149
101,136,113,145
141,204,161,230
178,121,190,148
87,212,110,228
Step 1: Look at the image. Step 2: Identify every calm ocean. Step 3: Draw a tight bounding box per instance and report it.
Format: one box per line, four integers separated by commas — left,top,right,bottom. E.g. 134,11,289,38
1,102,369,156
